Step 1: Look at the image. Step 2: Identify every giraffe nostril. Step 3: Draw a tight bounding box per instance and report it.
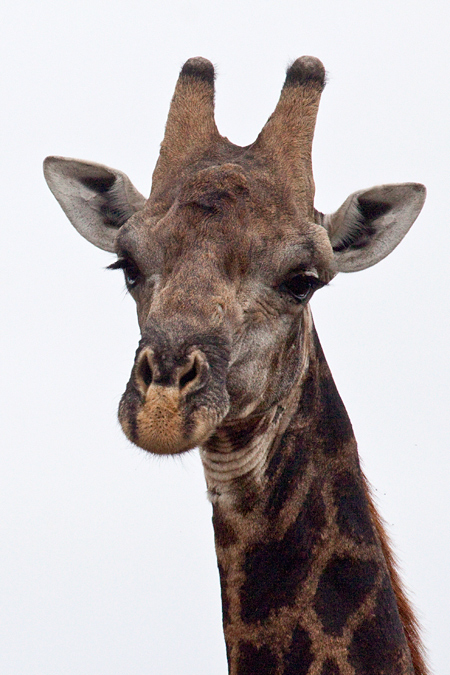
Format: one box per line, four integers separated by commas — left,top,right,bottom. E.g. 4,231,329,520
178,351,207,393
179,358,199,390
135,348,206,396
140,358,153,388
136,349,154,395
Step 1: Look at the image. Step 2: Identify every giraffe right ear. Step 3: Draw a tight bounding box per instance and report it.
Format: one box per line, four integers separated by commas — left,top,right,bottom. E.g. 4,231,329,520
43,157,146,252
320,183,426,273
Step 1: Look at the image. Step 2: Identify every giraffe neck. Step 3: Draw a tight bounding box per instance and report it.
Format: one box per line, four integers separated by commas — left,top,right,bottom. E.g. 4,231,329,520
201,329,420,675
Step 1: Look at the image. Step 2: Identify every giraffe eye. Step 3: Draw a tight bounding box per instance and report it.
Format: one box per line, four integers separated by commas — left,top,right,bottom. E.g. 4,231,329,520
123,264,140,288
107,258,142,289
279,275,321,303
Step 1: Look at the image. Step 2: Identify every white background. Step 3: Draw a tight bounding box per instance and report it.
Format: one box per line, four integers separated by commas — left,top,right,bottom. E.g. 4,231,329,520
1,1,449,673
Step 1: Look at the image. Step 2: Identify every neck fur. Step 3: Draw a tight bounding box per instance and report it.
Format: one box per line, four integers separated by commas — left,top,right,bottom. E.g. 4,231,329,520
200,318,427,675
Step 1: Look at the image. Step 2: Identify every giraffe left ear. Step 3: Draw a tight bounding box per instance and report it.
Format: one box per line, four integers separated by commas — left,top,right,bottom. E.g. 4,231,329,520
320,183,426,272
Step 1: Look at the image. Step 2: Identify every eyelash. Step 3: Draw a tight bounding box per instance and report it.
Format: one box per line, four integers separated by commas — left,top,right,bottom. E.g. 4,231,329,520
107,258,141,289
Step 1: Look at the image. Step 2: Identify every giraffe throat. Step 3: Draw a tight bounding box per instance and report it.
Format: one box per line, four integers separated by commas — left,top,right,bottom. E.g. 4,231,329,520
200,330,415,675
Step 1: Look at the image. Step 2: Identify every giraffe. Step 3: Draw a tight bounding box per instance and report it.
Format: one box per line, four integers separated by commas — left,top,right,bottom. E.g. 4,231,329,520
44,56,428,675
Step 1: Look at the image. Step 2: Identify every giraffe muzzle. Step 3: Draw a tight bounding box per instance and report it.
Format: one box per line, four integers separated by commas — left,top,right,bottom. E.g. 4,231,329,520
135,347,208,397
118,332,230,455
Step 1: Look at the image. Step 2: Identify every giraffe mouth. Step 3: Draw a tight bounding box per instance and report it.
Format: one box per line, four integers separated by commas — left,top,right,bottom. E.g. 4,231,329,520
118,384,227,455
117,345,230,455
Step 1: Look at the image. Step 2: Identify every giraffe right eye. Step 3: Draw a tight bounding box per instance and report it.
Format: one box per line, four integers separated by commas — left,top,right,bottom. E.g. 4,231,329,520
123,264,140,288
107,258,142,289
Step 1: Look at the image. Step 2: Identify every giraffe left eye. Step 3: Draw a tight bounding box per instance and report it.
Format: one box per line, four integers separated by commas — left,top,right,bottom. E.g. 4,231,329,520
280,275,319,303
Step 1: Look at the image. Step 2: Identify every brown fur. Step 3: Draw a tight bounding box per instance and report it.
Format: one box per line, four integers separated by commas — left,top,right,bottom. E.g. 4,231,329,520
363,474,428,675
136,386,184,454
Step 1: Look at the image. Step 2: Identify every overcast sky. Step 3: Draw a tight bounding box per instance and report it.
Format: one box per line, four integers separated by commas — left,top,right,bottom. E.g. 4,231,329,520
1,1,449,673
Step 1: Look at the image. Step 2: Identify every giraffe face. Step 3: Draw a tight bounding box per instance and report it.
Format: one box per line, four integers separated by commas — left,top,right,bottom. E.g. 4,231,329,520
116,164,335,454
44,56,425,456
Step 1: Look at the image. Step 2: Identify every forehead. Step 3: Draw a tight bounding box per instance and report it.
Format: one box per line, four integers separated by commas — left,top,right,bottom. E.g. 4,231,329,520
118,163,335,277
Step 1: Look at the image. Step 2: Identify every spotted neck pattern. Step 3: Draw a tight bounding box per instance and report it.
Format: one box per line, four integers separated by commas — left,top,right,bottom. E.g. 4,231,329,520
201,327,425,675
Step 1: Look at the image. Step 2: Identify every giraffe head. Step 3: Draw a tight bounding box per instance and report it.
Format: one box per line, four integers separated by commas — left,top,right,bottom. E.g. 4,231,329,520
44,57,425,455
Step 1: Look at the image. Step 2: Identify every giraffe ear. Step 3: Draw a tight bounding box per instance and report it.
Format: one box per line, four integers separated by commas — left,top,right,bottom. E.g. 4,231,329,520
321,183,426,272
43,156,146,252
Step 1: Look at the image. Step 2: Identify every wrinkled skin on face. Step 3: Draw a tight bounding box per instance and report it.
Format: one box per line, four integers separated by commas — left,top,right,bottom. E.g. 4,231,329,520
116,164,335,454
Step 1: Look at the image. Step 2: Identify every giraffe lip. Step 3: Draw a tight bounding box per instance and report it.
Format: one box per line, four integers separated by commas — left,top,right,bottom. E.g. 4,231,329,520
118,381,229,455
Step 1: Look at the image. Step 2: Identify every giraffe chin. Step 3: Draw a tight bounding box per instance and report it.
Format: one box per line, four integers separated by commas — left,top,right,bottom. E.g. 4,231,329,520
119,386,220,455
